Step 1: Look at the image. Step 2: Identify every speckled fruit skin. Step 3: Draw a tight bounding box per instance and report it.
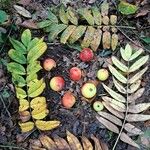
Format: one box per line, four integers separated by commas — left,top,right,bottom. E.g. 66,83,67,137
43,58,56,71
79,48,94,62
97,69,109,81
50,76,65,91
93,101,104,112
69,67,82,81
81,83,97,98
62,91,76,108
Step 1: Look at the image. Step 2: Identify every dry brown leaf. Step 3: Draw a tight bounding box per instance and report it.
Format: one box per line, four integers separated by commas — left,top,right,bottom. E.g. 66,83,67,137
39,135,58,150
14,5,32,18
127,114,150,122
120,132,140,149
20,20,38,29
102,31,111,49
81,136,93,150
90,28,102,51
18,0,32,6
124,123,144,136
128,88,145,103
19,111,31,122
66,130,83,150
98,111,122,126
29,139,42,148
53,135,71,150
96,115,119,134
102,101,125,119
91,135,108,150
128,103,150,113
111,34,118,51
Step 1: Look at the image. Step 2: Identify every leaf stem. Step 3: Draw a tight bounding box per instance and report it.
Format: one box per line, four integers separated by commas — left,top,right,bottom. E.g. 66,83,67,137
112,61,130,150
0,144,27,150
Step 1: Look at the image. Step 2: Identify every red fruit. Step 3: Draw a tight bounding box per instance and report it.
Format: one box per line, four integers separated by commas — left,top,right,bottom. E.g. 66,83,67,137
43,58,56,71
50,76,65,91
79,48,94,62
62,91,76,108
69,67,82,81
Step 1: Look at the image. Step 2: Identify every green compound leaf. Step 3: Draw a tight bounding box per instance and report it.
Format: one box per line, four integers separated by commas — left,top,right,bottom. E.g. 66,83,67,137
67,7,78,25
92,7,102,25
59,5,68,24
47,9,58,23
0,10,7,23
37,20,52,28
12,74,26,87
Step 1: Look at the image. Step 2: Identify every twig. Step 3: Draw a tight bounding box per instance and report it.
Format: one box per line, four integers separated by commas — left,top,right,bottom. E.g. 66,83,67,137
0,144,27,150
112,61,130,150
0,95,11,118
117,27,150,53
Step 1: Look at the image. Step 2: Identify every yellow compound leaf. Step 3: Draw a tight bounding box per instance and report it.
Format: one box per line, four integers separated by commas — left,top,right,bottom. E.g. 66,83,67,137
19,99,29,112
28,79,46,98
102,16,109,25
69,25,87,44
32,108,49,120
19,121,34,132
60,25,76,44
39,135,57,150
102,31,111,49
66,130,83,150
81,26,95,48
111,34,118,51
30,97,46,109
90,28,102,51
35,120,60,131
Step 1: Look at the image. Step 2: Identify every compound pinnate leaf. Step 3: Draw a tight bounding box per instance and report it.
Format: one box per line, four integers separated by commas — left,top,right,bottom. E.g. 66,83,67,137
78,8,94,26
10,38,26,54
32,108,49,120
37,20,52,28
127,114,150,122
28,79,46,97
21,29,31,46
81,26,95,48
59,5,68,24
12,73,26,87
111,34,118,51
35,120,60,131
26,73,37,84
66,131,83,150
110,15,117,25
101,0,109,16
19,121,34,132
69,25,87,44
7,62,26,75
129,48,143,61
67,7,78,25
128,80,141,94
8,49,26,64
60,25,76,44
102,31,111,49
27,38,40,50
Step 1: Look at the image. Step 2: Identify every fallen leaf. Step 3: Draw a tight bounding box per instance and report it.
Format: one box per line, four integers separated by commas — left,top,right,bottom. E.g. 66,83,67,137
14,5,32,18
127,114,150,122
20,20,38,29
81,136,93,150
18,0,32,6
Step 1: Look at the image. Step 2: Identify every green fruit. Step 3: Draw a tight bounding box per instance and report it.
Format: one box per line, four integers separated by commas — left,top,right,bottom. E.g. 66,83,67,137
81,83,97,98
97,69,109,81
93,101,104,112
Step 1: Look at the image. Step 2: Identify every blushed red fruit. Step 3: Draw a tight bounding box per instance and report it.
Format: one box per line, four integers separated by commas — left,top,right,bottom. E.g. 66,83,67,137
50,76,65,91
69,67,82,81
62,91,76,108
79,48,94,62
43,58,56,71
